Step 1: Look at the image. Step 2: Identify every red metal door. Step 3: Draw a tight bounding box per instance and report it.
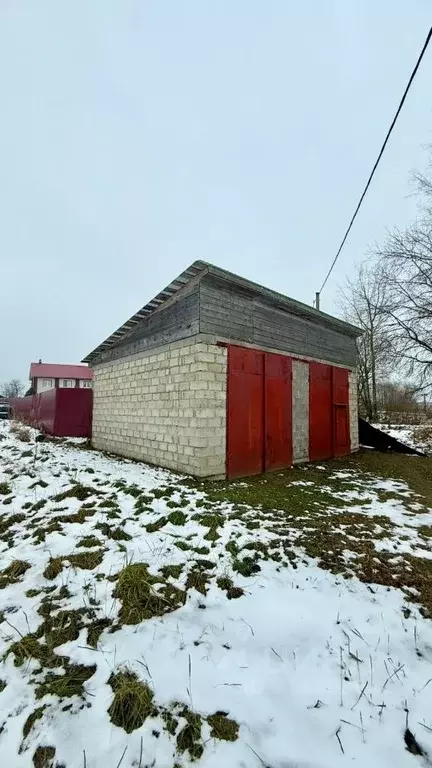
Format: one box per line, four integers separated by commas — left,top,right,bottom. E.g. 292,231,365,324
332,368,350,457
309,362,332,461
264,353,292,471
227,346,264,479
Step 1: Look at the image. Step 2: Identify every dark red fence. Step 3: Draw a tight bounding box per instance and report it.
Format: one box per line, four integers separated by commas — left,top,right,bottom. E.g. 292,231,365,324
11,389,92,438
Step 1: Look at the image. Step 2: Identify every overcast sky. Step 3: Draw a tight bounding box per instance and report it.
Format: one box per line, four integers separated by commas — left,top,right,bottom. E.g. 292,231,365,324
1,1,431,386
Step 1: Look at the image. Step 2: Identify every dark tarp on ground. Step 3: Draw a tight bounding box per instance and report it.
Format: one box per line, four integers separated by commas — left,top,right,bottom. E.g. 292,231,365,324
358,418,424,456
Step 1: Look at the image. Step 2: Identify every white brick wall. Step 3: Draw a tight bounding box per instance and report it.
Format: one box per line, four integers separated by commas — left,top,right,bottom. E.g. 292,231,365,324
92,339,227,478
292,360,309,463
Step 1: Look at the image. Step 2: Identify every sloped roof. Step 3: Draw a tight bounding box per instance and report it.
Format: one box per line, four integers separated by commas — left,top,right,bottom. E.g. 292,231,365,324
29,363,93,380
83,261,361,363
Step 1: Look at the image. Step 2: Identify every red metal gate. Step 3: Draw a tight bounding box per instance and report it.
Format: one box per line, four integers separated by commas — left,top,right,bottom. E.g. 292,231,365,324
227,346,264,479
264,353,292,471
227,346,293,478
309,362,350,461
309,362,333,461
332,367,350,456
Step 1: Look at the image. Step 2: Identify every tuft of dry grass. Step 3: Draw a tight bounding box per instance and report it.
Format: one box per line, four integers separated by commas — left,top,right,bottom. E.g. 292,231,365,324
32,745,56,768
176,707,203,760
216,577,244,600
54,484,98,502
87,618,112,648
114,563,185,625
207,711,239,741
36,663,96,700
108,670,156,733
0,559,31,589
76,535,102,548
10,423,31,443
22,706,45,739
43,550,104,580
185,569,209,596
43,558,63,580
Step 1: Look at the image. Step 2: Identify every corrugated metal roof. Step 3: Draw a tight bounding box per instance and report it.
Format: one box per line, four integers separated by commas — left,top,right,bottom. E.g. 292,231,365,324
83,260,361,363
29,363,93,380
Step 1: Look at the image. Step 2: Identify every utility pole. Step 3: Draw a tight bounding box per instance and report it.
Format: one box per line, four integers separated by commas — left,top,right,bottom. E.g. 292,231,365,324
315,292,320,311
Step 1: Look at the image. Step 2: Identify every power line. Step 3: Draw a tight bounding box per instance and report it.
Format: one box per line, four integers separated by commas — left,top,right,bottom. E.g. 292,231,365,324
317,25,432,300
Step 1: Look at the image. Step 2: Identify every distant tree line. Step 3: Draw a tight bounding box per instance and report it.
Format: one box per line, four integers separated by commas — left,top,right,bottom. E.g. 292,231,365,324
338,151,432,422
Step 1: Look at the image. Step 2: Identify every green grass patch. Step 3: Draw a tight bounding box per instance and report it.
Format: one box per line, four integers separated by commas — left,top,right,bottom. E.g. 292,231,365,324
0,512,25,538
77,535,102,548
176,707,203,760
5,634,63,669
25,588,41,598
42,608,85,648
54,484,98,502
216,576,244,600
108,670,156,733
98,498,119,509
29,480,48,490
146,517,168,533
160,564,184,580
30,499,47,512
87,618,112,648
174,541,191,552
36,663,96,700
43,550,104,579
96,522,131,541
66,550,104,570
232,556,261,577
185,569,209,596
419,526,432,539
167,511,187,526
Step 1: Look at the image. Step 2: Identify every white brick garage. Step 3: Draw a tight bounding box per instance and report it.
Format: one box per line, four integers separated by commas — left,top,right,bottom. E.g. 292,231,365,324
84,262,361,479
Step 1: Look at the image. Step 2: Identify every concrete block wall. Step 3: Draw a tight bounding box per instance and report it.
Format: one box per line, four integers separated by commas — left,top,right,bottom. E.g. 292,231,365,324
292,360,309,463
292,359,359,463
92,339,227,477
348,370,359,452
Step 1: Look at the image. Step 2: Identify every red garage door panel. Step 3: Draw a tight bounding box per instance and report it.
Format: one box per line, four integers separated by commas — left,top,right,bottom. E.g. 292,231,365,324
265,353,292,471
227,347,264,479
309,362,332,461
332,368,350,457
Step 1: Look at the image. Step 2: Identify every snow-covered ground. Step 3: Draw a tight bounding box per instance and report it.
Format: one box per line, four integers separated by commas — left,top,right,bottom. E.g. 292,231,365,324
1,422,432,768
373,423,432,455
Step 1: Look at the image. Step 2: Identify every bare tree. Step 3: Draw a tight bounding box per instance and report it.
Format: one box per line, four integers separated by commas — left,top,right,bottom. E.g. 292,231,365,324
338,263,392,421
375,220,432,391
0,379,25,398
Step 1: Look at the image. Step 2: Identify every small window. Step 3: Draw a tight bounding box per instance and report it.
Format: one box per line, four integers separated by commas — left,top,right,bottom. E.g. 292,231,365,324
82,380,92,388
63,379,74,388
42,378,53,389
